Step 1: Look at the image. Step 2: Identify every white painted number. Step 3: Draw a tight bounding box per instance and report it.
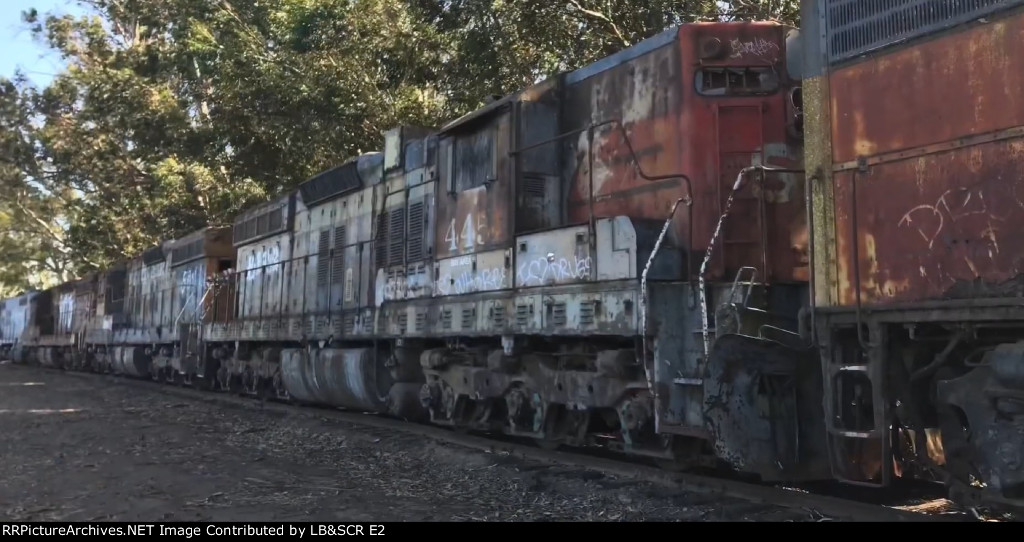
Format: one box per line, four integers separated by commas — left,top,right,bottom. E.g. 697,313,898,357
446,214,481,253
461,214,475,250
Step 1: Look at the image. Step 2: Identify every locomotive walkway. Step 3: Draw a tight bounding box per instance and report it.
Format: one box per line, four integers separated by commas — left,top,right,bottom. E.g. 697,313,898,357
0,362,985,522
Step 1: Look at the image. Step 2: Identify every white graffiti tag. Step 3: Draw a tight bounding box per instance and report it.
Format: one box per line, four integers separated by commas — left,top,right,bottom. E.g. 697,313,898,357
517,254,592,287
898,187,1004,250
435,267,507,296
730,37,779,59
58,292,75,333
244,245,282,283
178,266,206,318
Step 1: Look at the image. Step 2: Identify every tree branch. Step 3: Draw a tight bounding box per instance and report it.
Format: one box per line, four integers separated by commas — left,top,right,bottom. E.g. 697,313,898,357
566,0,630,47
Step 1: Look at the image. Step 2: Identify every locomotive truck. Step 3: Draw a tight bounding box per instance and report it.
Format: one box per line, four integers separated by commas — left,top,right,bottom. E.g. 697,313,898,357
2,0,1023,512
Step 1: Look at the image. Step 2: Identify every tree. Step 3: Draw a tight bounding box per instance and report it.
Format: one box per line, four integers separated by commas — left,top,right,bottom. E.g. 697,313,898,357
0,0,799,294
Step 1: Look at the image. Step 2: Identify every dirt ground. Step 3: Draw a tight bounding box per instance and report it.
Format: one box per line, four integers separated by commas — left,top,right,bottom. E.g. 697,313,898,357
0,362,820,522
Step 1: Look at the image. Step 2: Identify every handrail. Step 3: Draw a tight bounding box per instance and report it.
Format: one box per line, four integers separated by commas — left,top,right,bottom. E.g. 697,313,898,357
697,165,804,359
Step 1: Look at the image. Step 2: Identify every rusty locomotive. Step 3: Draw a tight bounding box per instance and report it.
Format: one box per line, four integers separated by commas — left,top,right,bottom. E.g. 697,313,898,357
3,1,1024,512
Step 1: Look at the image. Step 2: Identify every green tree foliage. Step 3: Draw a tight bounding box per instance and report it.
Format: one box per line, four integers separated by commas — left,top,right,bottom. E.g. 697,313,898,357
0,0,798,294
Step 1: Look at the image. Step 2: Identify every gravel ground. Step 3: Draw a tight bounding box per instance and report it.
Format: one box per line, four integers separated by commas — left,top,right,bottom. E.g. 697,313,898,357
0,362,821,522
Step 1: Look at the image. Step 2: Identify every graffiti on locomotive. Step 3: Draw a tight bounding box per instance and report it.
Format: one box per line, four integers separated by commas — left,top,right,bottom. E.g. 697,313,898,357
244,244,282,283
58,292,75,333
434,255,508,296
177,265,206,315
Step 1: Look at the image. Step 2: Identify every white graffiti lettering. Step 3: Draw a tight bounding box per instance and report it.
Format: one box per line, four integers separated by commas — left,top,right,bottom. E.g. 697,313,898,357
516,254,592,287
59,292,75,333
178,266,206,318
381,272,431,301
435,266,507,296
245,244,282,283
730,37,779,59
898,187,1005,251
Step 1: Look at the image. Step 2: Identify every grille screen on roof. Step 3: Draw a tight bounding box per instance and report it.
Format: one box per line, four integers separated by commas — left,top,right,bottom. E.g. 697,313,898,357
299,161,363,207
823,0,1023,64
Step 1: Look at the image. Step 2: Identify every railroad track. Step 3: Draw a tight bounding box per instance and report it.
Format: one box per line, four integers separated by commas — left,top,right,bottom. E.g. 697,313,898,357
8,363,1000,523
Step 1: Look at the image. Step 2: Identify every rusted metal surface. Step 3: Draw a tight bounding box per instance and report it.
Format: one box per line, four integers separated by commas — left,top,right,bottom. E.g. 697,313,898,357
434,113,511,260
827,11,1024,307
418,346,650,449
702,333,830,482
561,23,805,284
936,341,1024,503
830,13,1024,165
834,139,1024,306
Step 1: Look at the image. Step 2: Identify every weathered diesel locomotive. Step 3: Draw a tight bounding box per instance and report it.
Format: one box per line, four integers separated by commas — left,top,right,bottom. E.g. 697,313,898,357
4,1,1024,512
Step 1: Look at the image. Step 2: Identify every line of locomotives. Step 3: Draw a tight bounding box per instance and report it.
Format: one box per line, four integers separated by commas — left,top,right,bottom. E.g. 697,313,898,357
4,0,1024,512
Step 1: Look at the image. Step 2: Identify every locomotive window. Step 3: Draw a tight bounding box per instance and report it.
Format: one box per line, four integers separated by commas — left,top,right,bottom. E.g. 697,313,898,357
404,139,425,172
445,128,495,193
696,67,779,96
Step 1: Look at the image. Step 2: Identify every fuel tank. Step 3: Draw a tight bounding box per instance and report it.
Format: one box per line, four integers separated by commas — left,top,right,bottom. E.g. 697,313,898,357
281,348,392,413
111,346,152,378
38,348,62,369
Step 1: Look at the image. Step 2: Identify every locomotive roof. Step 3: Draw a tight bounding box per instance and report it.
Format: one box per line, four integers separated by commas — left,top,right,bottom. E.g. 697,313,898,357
298,152,383,208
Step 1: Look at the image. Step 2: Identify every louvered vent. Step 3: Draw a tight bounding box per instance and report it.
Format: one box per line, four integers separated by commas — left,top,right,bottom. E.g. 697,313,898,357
515,304,530,327
823,0,1022,64
388,208,406,267
316,230,330,286
551,302,567,327
298,160,365,207
523,173,547,198
233,204,288,246
491,305,505,328
579,301,596,326
171,239,204,267
332,226,346,284
406,201,426,262
375,211,389,268
461,307,475,330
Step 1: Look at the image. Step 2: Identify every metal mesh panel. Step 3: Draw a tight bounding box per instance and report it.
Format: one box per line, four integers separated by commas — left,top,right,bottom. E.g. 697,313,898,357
331,225,346,284
388,208,406,267
823,0,1023,64
316,230,330,286
375,211,389,269
406,201,425,262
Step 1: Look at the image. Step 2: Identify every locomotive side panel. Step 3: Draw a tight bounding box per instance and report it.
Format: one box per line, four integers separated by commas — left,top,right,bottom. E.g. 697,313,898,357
88,264,127,346
681,23,806,285
170,227,234,327
0,292,35,361
829,11,1024,306
434,112,512,261
802,0,1024,507
294,153,382,340
122,244,173,344
375,128,437,309
229,193,298,341
236,231,291,329
560,31,687,257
